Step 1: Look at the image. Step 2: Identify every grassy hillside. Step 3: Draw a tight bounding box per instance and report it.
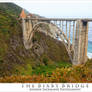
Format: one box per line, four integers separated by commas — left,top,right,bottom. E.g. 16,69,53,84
0,3,22,17
0,59,92,83
0,3,70,77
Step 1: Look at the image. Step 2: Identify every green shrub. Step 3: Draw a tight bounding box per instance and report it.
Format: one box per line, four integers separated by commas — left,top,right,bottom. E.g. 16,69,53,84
43,57,48,65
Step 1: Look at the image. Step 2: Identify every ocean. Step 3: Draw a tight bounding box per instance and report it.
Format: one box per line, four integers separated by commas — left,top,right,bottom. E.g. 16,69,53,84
88,29,92,58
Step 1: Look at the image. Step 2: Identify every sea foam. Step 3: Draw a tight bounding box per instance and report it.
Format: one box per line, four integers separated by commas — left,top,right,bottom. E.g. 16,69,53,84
87,52,92,59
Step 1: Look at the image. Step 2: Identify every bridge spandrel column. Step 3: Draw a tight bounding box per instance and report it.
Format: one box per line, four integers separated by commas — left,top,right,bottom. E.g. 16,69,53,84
22,18,27,45
28,18,33,38
73,20,88,65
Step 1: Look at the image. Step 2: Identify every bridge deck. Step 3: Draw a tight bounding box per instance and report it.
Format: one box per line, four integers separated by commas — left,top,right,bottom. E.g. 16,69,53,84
25,18,92,21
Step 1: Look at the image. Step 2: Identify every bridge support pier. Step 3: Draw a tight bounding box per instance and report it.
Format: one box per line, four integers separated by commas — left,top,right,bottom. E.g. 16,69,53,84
22,18,33,49
73,20,88,65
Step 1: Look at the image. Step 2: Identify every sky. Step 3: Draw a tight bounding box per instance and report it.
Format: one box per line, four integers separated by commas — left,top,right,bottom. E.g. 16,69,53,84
14,0,92,18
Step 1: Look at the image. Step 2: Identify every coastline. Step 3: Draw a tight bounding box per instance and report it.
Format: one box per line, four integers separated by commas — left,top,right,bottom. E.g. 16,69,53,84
87,52,92,59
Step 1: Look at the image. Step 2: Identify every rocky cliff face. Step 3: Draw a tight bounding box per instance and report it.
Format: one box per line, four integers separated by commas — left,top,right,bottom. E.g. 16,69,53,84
0,3,70,77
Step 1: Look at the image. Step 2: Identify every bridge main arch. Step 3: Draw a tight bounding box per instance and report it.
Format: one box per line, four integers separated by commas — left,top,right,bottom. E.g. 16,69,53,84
30,22,73,60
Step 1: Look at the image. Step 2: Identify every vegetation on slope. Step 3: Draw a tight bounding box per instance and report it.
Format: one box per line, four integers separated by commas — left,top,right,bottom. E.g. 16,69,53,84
0,59,92,83
0,3,70,77
0,3,22,17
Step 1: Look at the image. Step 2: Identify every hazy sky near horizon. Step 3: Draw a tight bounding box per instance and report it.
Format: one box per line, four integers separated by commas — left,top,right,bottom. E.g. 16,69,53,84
15,1,92,18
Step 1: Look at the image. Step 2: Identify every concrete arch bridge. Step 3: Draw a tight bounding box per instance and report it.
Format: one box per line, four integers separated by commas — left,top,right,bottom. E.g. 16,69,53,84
20,11,92,65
